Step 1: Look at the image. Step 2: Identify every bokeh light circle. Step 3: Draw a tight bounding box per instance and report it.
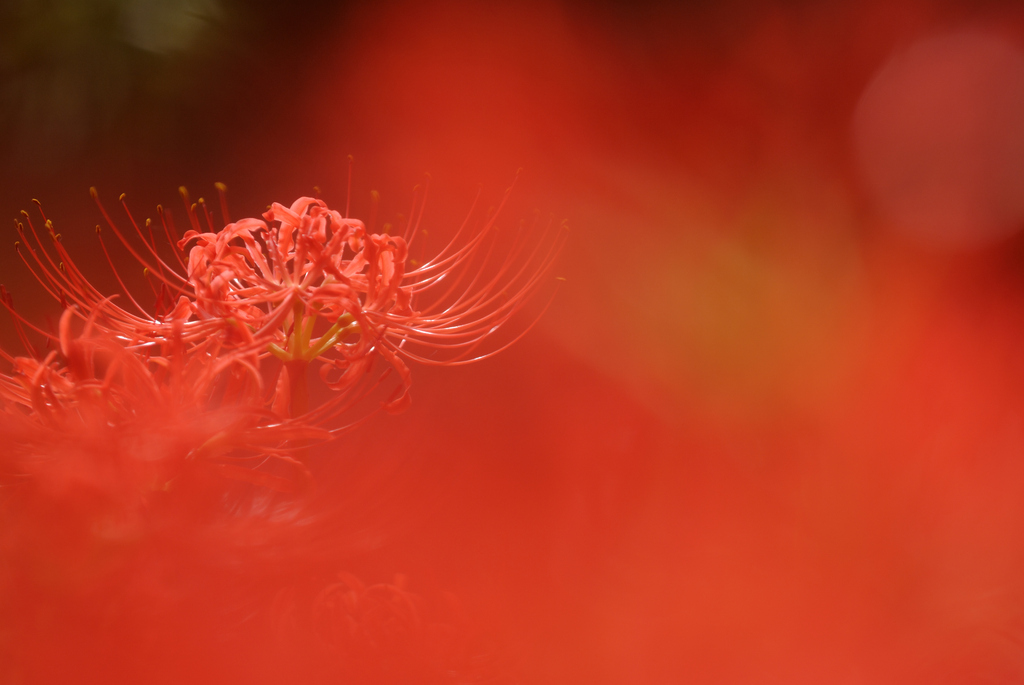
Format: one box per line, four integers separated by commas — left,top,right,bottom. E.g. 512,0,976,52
853,31,1024,249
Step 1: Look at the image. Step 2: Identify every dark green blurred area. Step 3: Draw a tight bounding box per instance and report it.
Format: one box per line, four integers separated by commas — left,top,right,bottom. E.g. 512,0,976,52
0,0,345,186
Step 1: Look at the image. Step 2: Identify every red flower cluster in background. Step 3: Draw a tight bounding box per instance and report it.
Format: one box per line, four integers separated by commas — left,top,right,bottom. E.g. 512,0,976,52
0,178,563,683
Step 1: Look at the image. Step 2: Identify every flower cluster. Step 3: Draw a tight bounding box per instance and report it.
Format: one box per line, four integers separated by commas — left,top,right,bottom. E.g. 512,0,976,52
0,180,565,492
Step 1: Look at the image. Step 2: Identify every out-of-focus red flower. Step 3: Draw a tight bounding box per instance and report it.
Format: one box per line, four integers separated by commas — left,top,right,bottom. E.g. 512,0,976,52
267,572,511,684
0,305,323,494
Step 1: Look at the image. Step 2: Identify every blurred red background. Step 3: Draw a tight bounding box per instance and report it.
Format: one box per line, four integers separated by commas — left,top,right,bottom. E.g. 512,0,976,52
5,0,1024,683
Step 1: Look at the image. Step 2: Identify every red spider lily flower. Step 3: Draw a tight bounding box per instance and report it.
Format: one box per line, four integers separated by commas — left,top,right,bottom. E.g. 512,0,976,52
4,176,565,429
175,177,566,417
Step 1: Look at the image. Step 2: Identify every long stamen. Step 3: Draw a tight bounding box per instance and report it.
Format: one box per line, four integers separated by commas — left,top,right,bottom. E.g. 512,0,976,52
95,225,156,320
215,182,230,225
91,189,186,294
118,195,190,289
345,155,353,218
